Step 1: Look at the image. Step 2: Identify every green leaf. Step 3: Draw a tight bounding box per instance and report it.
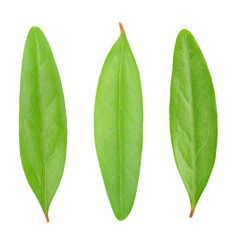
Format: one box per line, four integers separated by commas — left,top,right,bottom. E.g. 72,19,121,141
94,23,143,220
19,27,67,222
170,29,217,217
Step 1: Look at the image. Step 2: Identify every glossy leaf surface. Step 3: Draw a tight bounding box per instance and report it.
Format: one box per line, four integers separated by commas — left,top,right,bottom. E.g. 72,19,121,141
94,23,143,220
170,29,217,217
19,27,67,221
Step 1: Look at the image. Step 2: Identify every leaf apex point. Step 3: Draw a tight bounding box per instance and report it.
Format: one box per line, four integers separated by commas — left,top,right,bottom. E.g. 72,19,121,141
29,26,41,32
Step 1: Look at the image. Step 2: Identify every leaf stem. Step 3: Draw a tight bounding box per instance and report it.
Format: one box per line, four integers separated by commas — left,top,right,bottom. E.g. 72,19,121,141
119,22,124,32
45,213,50,222
189,207,195,218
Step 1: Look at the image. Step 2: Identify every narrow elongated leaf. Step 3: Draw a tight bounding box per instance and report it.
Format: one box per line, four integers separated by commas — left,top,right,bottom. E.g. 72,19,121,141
94,23,143,220
170,29,217,217
19,27,67,222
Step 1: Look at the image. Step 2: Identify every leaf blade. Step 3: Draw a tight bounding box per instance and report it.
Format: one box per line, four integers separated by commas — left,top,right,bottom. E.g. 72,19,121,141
170,29,217,216
94,23,143,220
19,27,67,221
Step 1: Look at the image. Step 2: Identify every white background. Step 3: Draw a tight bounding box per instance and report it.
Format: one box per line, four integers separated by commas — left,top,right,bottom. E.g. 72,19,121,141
0,0,231,239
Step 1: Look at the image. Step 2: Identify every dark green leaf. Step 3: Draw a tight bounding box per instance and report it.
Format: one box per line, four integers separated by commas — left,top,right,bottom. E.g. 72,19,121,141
170,29,217,217
19,27,67,221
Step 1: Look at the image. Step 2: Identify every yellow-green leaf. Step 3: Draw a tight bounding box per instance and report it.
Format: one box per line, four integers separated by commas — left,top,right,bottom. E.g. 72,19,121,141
94,23,143,220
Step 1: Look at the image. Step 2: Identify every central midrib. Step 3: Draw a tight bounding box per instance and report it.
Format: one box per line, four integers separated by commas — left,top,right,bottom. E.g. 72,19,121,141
35,34,48,214
118,33,125,218
183,34,196,207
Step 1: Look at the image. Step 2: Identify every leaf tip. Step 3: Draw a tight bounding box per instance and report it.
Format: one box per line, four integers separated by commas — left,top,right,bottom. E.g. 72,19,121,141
119,22,124,32
115,214,127,221
45,213,50,222
178,29,193,41
189,207,195,218
29,26,42,34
